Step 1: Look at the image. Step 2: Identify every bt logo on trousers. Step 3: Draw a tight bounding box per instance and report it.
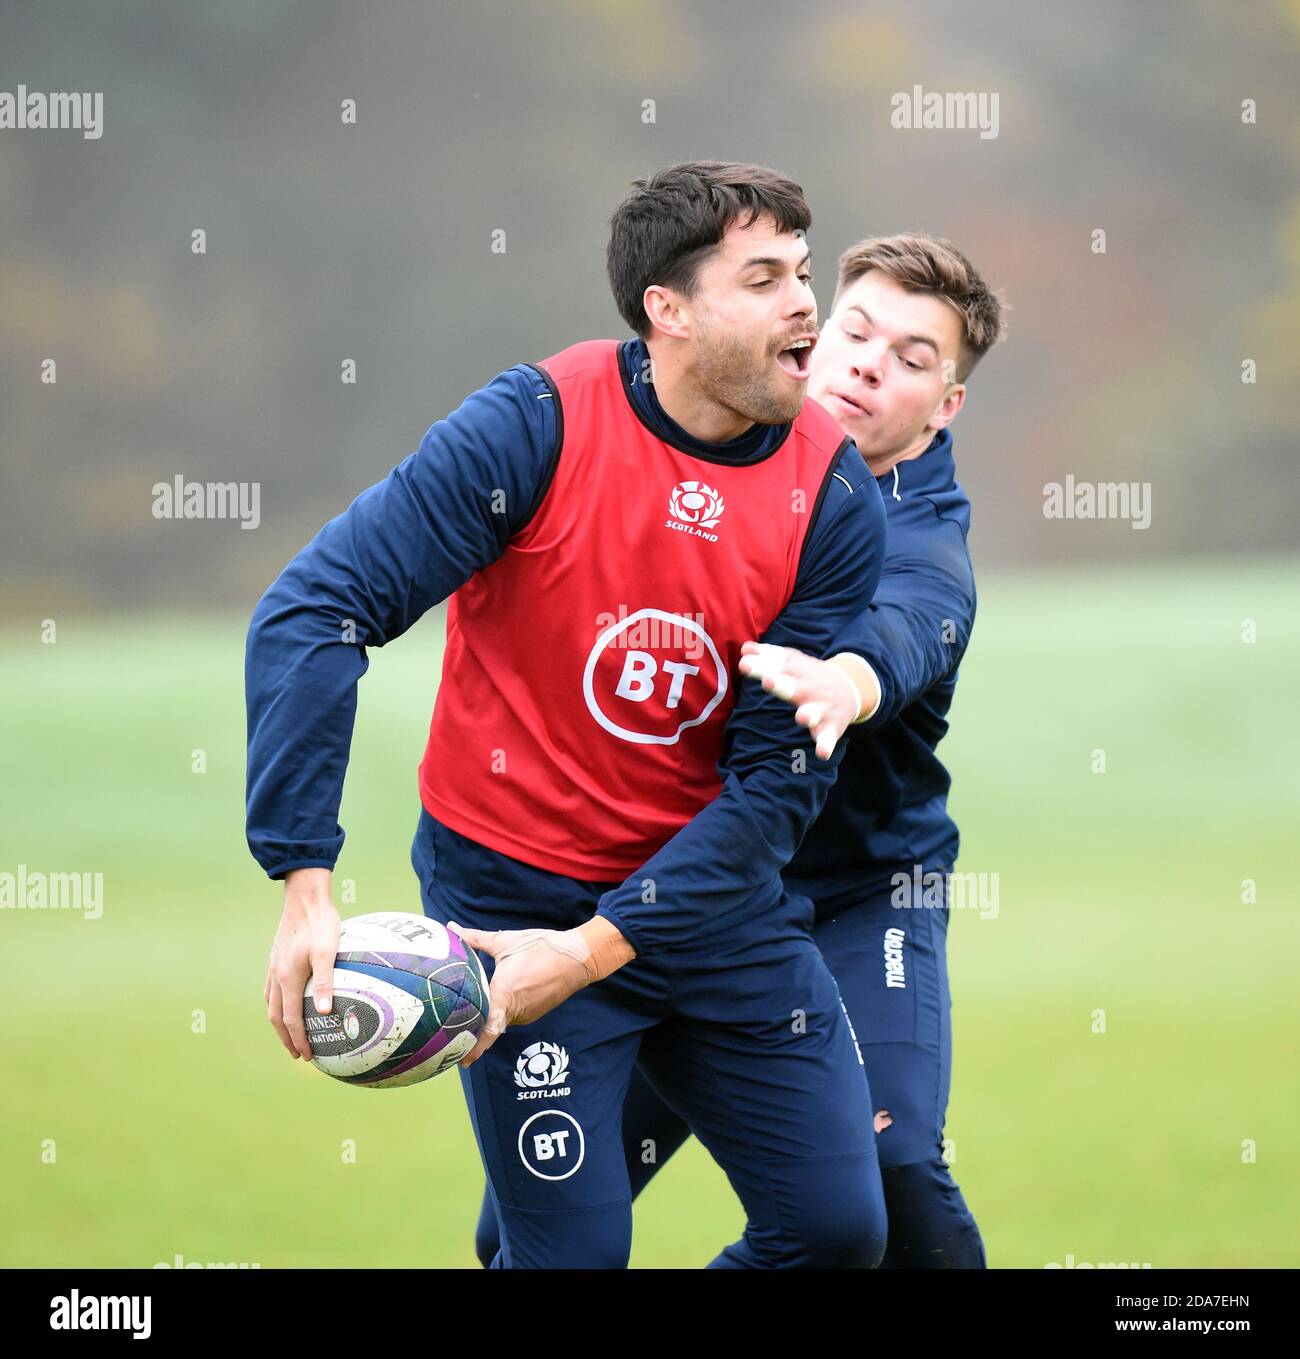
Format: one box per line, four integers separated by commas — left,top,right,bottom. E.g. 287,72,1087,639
535,1130,572,1159
583,608,727,745
518,1110,586,1181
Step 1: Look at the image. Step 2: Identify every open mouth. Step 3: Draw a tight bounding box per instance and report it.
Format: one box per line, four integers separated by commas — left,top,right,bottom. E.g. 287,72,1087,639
775,337,814,379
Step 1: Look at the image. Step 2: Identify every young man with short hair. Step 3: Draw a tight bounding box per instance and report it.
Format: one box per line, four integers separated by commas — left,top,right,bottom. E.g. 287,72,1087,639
475,231,1006,1268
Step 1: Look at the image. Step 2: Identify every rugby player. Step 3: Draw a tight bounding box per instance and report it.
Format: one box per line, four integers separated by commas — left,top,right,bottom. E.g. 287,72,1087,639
474,231,1007,1268
246,162,893,1268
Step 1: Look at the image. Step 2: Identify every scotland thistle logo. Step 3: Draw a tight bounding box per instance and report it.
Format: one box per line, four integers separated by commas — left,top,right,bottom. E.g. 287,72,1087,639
669,481,725,529
514,1040,571,1091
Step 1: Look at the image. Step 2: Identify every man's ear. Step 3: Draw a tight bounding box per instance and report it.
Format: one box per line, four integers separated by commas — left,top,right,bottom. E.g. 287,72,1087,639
643,285,691,341
927,381,966,433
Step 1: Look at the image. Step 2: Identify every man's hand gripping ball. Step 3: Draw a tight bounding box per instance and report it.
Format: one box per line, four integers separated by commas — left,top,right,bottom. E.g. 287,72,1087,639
452,918,634,1068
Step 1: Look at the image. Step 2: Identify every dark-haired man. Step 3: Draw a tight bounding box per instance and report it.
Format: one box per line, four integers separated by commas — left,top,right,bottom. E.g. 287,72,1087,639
246,162,890,1268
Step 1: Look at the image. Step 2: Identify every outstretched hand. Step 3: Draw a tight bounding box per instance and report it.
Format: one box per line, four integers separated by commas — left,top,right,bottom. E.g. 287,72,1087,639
738,640,874,760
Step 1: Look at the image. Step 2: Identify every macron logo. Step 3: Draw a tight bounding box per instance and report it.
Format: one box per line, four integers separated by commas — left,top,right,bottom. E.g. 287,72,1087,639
884,927,907,989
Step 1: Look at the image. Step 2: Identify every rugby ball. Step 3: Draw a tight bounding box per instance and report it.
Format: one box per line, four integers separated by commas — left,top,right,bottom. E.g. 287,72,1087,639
302,912,489,1088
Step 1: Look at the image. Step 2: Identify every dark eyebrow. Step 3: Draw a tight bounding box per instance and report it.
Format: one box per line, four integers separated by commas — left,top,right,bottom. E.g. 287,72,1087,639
845,305,940,357
740,249,812,272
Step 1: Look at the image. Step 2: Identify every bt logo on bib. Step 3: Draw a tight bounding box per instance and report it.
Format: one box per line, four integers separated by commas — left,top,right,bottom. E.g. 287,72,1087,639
583,608,728,745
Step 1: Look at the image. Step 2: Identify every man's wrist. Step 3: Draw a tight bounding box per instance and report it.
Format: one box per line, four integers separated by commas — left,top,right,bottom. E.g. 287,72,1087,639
576,916,636,983
283,866,333,902
829,653,882,724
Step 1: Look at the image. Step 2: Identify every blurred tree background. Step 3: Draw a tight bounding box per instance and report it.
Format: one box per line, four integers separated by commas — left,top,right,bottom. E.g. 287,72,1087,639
1,0,1296,619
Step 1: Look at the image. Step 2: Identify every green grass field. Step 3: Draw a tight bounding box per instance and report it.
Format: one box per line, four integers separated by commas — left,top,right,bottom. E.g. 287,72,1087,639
2,557,1297,1268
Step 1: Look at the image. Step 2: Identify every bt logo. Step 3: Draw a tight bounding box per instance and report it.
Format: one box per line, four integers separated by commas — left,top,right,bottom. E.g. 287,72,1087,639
534,1130,572,1160
583,608,727,745
518,1111,586,1181
615,652,698,709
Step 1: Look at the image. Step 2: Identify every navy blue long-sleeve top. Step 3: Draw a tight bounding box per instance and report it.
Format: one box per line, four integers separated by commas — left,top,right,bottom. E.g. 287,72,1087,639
245,338,887,955
786,428,975,894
